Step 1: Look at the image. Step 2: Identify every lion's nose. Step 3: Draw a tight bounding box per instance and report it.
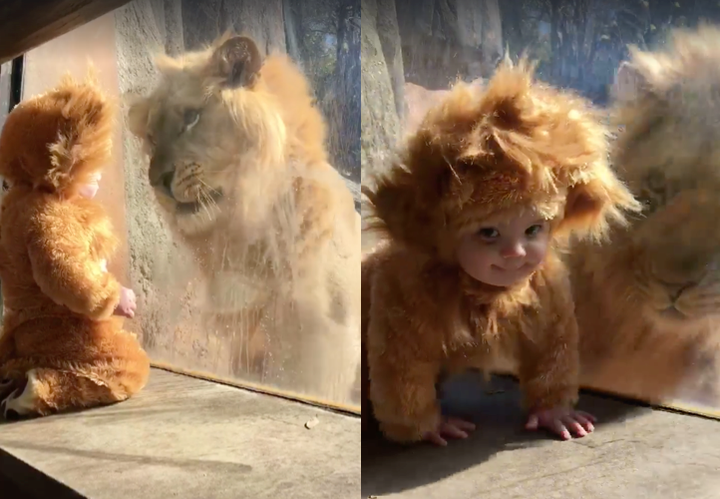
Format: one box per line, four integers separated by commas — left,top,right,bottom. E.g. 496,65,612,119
149,151,174,187
158,171,175,197
160,171,174,190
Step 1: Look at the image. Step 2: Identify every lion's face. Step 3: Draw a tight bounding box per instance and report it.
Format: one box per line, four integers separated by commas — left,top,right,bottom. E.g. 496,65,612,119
610,33,720,325
127,36,285,237
628,190,720,323
129,79,238,235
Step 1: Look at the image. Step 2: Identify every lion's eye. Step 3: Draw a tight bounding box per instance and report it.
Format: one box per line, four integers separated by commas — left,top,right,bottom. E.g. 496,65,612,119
183,109,201,132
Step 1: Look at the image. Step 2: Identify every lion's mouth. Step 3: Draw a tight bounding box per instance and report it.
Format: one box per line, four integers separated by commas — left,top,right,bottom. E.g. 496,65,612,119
174,188,225,215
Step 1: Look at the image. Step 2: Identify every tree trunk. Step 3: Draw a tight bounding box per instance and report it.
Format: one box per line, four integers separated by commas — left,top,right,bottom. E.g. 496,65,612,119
282,0,301,61
333,0,361,181
396,0,502,89
360,0,404,184
181,0,286,55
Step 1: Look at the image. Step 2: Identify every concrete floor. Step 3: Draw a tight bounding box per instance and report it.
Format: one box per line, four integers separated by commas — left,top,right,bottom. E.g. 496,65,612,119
360,231,720,498
0,369,360,499
2,367,719,498
363,372,720,498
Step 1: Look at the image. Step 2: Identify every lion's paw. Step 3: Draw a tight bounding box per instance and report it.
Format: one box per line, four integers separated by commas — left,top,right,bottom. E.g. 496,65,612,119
1,370,37,420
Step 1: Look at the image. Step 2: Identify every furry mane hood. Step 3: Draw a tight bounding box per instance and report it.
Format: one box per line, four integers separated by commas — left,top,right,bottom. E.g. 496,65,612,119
0,72,114,197
363,59,640,258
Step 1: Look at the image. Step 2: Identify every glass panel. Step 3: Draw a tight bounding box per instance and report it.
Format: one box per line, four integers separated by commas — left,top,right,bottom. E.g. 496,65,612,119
17,1,361,412
21,15,132,294
361,0,720,418
0,61,13,130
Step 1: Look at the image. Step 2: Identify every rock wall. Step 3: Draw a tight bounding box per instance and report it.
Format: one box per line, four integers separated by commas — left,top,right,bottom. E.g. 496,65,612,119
396,0,502,89
360,0,404,185
114,0,197,359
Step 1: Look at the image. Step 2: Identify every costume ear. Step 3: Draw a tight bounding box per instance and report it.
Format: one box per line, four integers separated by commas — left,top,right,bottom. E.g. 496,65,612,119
362,168,439,252
210,36,263,88
559,174,642,242
564,179,608,226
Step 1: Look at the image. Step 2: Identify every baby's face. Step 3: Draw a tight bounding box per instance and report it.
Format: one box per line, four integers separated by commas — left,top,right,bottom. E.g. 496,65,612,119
78,172,102,199
456,208,551,288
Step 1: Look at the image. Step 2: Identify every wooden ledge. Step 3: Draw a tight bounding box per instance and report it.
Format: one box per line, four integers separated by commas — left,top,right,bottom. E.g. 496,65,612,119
0,0,133,65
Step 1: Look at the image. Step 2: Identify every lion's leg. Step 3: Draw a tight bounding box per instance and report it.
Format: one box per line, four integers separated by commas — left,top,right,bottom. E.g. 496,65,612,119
219,307,268,381
0,362,148,419
284,308,360,405
581,348,691,404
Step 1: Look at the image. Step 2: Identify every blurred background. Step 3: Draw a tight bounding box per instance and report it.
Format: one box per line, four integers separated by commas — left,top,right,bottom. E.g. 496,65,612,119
362,0,720,187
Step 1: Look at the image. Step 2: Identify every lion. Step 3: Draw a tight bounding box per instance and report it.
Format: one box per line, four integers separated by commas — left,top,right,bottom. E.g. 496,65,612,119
126,34,361,405
571,25,720,406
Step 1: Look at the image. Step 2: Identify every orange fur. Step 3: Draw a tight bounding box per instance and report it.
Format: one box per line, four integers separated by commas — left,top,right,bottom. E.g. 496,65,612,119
573,25,720,405
0,73,150,418
403,78,483,134
126,35,361,403
362,60,640,443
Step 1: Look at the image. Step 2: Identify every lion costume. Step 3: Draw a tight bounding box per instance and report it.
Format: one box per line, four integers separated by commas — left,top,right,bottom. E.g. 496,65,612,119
0,73,150,419
126,34,361,404
572,25,720,406
361,59,641,443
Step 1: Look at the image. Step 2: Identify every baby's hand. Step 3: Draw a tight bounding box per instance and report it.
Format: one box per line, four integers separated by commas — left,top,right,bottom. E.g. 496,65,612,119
422,416,476,447
525,407,596,440
114,287,137,318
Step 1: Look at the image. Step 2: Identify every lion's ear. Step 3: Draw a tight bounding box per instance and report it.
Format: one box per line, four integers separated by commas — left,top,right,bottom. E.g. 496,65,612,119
126,93,150,139
613,61,645,102
210,36,263,89
613,46,676,102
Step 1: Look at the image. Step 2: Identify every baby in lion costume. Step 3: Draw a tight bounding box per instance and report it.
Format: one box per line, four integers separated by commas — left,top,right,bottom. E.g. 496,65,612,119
0,73,150,419
362,58,640,445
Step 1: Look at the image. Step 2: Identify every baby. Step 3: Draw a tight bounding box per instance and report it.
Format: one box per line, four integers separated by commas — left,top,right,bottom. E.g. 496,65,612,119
0,73,150,419
362,59,640,445
77,171,136,319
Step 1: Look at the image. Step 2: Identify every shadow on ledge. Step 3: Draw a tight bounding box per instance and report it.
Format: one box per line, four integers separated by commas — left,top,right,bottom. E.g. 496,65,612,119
0,447,86,499
361,372,651,497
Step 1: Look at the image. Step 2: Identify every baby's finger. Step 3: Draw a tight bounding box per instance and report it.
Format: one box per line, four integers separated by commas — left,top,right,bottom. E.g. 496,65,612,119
439,423,469,440
525,414,539,430
562,417,587,438
447,417,476,432
576,411,597,423
552,419,571,440
423,431,448,447
573,413,595,432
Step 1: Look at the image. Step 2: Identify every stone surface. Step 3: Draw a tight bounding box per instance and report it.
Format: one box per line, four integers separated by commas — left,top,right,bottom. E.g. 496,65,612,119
0,369,360,499
363,372,720,498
